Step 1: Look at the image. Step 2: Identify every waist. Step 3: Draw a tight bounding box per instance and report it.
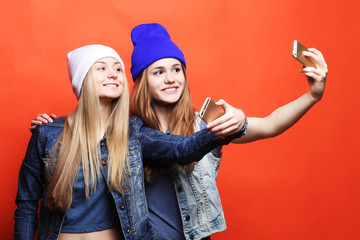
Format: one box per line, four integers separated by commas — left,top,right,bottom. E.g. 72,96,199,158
58,228,124,240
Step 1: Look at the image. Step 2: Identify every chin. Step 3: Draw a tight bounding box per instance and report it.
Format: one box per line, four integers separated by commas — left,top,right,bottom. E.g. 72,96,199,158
100,93,122,102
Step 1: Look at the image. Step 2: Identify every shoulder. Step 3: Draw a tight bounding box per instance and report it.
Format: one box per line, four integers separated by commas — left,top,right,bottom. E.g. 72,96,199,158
129,116,144,128
129,116,143,135
46,116,66,127
27,116,64,152
129,116,141,124
34,116,65,140
40,116,65,131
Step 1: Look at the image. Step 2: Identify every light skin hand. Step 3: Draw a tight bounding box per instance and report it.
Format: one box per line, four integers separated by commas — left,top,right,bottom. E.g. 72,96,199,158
30,113,56,132
301,48,327,102
206,99,246,138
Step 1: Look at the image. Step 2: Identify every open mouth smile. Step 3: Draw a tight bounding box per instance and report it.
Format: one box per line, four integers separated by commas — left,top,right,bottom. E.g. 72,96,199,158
103,83,119,88
162,87,178,93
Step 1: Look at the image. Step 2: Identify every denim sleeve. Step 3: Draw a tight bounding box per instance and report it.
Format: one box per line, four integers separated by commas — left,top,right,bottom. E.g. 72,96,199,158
14,127,45,240
138,121,246,166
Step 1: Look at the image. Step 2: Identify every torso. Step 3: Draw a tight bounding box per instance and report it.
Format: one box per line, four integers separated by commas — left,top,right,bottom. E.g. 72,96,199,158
144,117,224,239
145,172,186,240
58,228,124,240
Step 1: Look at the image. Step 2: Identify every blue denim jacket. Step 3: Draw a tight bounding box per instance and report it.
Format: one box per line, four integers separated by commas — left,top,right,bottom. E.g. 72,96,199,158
14,116,236,240
170,117,247,240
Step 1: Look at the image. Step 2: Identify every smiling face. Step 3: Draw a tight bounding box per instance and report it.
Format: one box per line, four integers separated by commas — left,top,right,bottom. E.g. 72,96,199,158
146,58,185,106
91,57,125,103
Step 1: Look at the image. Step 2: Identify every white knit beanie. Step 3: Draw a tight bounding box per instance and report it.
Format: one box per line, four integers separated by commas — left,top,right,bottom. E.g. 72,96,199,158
67,44,125,99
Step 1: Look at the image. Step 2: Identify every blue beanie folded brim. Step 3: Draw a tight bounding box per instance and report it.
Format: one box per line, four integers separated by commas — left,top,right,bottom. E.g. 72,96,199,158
130,23,186,81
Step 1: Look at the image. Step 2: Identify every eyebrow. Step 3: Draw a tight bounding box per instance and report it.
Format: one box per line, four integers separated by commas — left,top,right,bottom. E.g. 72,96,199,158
94,61,121,66
151,63,181,70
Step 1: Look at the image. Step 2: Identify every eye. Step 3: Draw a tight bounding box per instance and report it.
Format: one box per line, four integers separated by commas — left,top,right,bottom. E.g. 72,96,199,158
173,67,181,73
115,68,122,72
154,70,163,75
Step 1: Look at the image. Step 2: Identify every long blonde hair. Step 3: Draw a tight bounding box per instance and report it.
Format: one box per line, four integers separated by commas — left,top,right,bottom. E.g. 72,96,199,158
46,69,129,212
130,64,195,182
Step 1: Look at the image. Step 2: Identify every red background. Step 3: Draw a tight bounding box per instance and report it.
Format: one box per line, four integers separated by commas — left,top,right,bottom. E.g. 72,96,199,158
1,0,359,239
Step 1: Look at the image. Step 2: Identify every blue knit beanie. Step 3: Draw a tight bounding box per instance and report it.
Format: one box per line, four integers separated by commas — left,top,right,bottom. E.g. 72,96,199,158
130,23,186,81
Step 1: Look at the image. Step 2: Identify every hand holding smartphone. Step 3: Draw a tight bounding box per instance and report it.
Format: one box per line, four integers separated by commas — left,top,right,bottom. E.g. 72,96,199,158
199,97,225,124
292,40,316,68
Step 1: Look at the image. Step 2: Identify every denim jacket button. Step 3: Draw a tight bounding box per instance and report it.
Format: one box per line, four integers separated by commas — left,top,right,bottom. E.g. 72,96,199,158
177,186,183,192
185,215,190,221
190,235,194,240
126,227,130,233
102,159,107,166
120,203,125,210
100,140,105,147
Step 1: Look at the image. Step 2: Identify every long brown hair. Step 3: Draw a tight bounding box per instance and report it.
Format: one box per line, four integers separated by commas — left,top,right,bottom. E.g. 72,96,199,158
46,69,129,212
130,64,195,182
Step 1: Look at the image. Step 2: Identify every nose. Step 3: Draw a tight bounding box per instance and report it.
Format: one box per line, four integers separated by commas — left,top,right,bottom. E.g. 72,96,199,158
107,69,118,80
164,71,175,84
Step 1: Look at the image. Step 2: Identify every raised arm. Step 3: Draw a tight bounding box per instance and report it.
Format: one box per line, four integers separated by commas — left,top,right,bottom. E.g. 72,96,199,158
207,47,327,144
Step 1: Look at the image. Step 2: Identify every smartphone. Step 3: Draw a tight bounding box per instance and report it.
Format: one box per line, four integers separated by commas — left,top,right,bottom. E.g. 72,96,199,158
199,97,225,124
292,40,316,68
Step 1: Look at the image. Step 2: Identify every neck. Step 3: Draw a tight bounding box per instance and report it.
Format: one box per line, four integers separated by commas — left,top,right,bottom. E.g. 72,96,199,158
153,103,173,133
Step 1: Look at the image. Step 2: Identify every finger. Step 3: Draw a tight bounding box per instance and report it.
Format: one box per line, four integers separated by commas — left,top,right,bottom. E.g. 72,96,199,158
301,66,317,72
35,116,49,124
215,99,226,105
305,49,327,70
210,124,242,137
302,66,326,79
207,112,233,128
208,120,233,133
215,99,230,110
208,117,243,134
209,104,242,128
303,51,321,65
39,113,53,123
307,48,325,62
50,113,57,119
307,48,322,56
29,125,37,133
304,71,321,80
30,120,42,126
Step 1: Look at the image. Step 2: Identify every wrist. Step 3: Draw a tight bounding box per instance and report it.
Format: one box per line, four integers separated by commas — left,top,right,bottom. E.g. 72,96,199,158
223,109,248,142
308,91,323,103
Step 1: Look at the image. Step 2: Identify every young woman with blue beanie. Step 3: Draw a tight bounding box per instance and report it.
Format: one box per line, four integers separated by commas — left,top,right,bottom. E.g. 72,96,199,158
128,23,327,240
15,44,247,240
